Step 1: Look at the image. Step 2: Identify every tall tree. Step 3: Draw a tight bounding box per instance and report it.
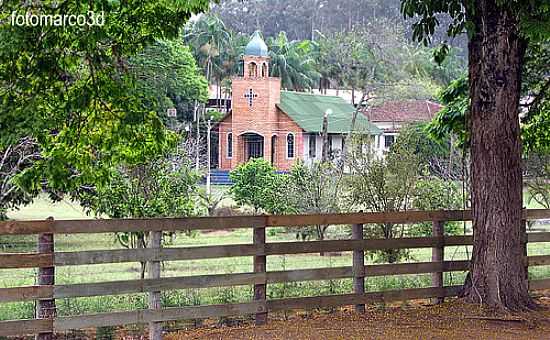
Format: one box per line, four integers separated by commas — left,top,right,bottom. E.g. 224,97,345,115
77,152,202,278
0,138,39,220
183,14,232,83
0,1,210,204
401,0,549,309
129,40,209,123
285,161,345,243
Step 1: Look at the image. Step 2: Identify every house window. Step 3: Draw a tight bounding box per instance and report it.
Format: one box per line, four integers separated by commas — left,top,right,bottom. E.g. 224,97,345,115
261,63,267,77
384,135,395,149
308,134,316,158
227,133,233,158
287,133,295,158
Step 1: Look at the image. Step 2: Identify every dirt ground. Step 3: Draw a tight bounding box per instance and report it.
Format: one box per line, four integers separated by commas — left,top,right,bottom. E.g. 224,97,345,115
166,294,550,340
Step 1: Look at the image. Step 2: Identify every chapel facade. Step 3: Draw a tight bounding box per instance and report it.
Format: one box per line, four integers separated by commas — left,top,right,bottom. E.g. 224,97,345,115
215,32,380,171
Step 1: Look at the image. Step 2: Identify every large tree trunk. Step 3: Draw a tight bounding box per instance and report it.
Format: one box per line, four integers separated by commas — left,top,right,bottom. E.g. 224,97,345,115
463,0,533,310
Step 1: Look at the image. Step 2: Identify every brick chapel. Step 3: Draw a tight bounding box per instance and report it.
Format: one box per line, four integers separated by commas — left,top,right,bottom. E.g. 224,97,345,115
215,32,380,171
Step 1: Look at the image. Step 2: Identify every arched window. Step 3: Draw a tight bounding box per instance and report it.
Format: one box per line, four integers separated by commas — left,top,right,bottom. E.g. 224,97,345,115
227,133,233,158
287,133,295,158
261,63,267,77
271,135,277,164
248,62,257,77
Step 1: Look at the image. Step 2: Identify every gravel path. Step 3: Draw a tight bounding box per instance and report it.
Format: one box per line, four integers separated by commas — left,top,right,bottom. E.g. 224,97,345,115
166,295,550,340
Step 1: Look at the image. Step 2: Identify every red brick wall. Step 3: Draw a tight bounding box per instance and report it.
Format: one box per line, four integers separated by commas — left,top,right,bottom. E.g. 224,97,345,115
218,55,305,171
231,72,281,167
217,114,233,170
274,109,303,170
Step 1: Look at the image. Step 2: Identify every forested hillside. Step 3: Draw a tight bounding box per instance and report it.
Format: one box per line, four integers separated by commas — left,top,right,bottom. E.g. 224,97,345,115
185,8,467,104
212,0,467,50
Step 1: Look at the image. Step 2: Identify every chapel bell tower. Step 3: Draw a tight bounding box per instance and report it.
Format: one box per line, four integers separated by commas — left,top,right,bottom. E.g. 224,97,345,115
243,31,270,80
230,31,281,165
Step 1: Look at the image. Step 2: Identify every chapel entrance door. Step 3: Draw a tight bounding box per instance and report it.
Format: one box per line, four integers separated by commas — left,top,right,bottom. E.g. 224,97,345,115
243,133,264,161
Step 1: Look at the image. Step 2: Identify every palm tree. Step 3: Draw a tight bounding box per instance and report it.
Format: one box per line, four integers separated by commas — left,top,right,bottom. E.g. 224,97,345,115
267,32,319,91
184,14,236,110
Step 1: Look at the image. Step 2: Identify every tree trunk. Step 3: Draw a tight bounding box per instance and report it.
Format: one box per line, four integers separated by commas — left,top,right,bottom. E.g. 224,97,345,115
462,0,533,310
137,233,147,279
321,114,329,163
317,224,326,256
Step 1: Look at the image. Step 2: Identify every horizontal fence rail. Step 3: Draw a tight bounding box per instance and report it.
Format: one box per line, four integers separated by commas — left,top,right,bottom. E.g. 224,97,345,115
2,209,549,235
7,234,550,269
1,209,550,338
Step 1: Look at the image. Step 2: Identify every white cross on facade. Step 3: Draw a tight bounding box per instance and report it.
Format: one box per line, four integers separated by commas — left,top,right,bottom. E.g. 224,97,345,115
244,88,258,107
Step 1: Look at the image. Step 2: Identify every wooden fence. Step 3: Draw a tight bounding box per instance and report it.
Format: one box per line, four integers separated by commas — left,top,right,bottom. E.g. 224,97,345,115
1,209,550,339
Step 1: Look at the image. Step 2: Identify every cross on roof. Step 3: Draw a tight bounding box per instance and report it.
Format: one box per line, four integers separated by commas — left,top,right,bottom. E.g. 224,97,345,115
244,88,258,107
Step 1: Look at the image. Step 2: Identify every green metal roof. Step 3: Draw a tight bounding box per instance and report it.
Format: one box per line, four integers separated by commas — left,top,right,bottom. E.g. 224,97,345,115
245,31,269,57
277,91,381,134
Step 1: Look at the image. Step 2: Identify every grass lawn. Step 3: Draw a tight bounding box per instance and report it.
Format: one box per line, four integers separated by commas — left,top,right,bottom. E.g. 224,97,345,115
1,189,549,321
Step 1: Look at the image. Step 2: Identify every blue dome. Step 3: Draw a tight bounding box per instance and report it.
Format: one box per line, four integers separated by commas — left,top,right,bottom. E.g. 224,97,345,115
245,31,269,57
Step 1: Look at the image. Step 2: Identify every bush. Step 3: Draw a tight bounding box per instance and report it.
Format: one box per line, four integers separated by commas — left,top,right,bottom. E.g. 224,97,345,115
229,159,290,214
285,161,344,241
410,178,464,236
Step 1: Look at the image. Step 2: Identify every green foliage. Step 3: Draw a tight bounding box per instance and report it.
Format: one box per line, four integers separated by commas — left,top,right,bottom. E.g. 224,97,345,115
401,1,549,156
77,152,202,257
229,159,289,214
315,22,465,102
285,161,345,240
409,178,463,236
346,133,420,263
0,0,209,200
207,110,225,122
79,162,201,220
346,135,420,214
184,14,465,101
0,139,39,220
427,68,549,154
267,32,320,91
397,124,450,165
183,14,234,82
425,75,469,148
522,42,550,154
525,153,550,209
129,40,209,122
401,0,550,49
523,103,550,154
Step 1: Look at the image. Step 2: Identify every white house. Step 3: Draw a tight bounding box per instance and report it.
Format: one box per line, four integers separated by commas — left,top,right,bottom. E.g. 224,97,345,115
362,100,442,152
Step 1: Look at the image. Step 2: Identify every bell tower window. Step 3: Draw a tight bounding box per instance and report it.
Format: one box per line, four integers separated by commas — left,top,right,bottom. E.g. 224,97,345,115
248,62,257,78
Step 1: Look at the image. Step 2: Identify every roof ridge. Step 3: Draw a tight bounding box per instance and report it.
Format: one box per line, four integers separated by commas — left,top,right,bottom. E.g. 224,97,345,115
280,90,344,100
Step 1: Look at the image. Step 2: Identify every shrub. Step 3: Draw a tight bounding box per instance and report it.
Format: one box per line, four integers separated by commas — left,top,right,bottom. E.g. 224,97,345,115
229,159,290,214
409,178,464,236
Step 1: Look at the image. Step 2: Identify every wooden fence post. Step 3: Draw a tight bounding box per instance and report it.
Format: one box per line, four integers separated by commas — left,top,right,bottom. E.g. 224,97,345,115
36,217,55,340
431,220,444,304
352,222,365,313
521,220,529,288
148,231,162,340
253,224,267,325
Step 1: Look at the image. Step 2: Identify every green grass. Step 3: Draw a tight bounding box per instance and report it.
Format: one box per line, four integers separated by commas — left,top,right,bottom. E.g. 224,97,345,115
1,191,550,322
7,194,91,221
